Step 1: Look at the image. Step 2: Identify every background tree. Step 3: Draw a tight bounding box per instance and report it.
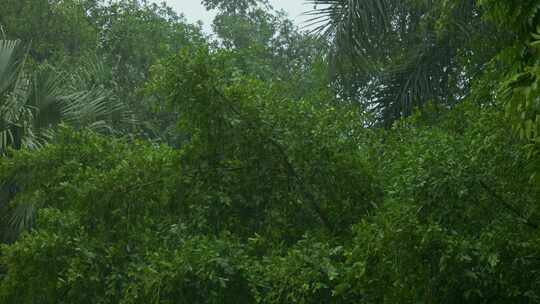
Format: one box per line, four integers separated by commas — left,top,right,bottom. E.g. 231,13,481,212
308,0,505,125
0,0,98,62
0,40,129,154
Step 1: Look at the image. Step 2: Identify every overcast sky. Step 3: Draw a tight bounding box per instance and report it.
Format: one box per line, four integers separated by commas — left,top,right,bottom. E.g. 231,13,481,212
160,0,315,32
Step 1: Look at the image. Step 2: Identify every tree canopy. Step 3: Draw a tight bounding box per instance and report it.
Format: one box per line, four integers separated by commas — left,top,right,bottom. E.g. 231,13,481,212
0,0,539,303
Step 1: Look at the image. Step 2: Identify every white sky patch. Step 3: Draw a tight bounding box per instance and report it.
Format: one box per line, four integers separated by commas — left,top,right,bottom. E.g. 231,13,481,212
158,0,317,33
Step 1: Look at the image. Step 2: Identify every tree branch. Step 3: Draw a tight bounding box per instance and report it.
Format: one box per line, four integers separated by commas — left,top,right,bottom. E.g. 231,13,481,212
479,180,538,229
212,87,335,232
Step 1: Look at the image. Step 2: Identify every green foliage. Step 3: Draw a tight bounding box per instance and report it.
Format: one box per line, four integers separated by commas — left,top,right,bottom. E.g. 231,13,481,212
309,0,503,125
474,0,540,186
342,102,540,302
3,59,540,304
249,239,345,304
0,119,370,302
150,46,381,238
0,40,130,153
93,1,205,100
0,0,98,62
1,0,540,303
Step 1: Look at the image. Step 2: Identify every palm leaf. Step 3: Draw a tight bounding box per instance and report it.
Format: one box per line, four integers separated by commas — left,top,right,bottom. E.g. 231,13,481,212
0,45,135,240
305,0,477,123
0,39,23,94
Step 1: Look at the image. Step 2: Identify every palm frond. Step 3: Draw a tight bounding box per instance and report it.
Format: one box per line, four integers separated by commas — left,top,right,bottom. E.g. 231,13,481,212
0,39,23,94
0,40,33,152
0,43,135,154
306,0,477,123
65,54,137,133
0,46,137,240
7,202,36,237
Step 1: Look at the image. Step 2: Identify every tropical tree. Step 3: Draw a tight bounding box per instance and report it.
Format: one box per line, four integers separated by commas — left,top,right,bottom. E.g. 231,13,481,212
0,0,98,62
0,39,130,154
307,0,502,125
477,0,540,186
0,39,135,244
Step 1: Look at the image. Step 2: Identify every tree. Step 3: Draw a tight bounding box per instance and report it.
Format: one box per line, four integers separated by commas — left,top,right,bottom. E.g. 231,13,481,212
308,0,503,125
94,1,205,97
0,39,131,153
477,0,540,187
148,45,381,238
0,0,98,62
202,0,332,100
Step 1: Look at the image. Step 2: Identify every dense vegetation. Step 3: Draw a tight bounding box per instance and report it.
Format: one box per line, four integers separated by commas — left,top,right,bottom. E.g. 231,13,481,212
0,0,539,302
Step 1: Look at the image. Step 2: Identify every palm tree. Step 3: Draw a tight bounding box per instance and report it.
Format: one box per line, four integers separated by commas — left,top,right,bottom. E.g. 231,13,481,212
0,39,133,242
0,39,131,153
0,39,30,150
306,0,490,125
